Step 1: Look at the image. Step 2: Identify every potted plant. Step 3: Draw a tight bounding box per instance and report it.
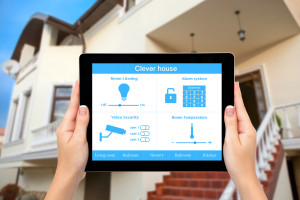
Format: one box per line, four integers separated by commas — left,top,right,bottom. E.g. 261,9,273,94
275,113,283,138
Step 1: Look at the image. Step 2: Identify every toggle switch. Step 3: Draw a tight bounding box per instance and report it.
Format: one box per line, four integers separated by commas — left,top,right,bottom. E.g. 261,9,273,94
140,125,150,130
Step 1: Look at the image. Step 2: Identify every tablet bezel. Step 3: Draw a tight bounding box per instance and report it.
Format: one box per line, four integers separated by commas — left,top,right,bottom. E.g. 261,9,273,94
80,53,234,171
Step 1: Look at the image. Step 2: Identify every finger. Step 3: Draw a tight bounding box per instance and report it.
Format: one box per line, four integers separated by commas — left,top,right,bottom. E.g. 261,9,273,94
234,82,253,132
224,105,239,144
73,105,90,141
60,81,80,132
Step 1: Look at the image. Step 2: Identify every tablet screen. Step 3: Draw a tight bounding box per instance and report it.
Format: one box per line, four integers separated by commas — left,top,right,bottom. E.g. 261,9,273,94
92,63,222,161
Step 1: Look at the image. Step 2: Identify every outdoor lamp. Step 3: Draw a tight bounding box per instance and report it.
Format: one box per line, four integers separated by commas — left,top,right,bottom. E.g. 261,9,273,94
238,29,246,41
235,10,246,41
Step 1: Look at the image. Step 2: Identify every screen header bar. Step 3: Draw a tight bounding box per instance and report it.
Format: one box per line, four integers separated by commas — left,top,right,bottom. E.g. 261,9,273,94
92,63,221,74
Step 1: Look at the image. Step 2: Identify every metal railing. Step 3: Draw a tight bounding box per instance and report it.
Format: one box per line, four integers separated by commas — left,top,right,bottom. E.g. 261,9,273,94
220,101,300,200
31,119,61,151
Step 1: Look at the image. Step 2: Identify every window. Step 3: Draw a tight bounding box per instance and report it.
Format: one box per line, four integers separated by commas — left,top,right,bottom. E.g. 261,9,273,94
51,86,72,122
5,89,32,144
8,99,19,142
20,91,31,138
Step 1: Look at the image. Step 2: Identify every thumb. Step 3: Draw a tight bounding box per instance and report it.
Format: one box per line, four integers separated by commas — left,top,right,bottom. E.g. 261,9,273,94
73,105,90,141
224,105,239,144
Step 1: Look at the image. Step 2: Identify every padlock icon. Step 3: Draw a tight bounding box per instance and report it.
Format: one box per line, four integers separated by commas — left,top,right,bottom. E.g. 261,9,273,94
165,88,177,103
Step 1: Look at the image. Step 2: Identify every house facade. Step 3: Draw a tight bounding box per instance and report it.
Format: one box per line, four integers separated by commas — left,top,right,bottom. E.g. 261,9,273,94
1,0,300,199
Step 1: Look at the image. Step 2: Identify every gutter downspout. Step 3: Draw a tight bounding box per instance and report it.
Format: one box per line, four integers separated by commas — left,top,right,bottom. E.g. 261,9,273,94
77,21,86,53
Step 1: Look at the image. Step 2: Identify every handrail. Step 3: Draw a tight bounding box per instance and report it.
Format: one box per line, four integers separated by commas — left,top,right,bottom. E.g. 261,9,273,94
220,100,300,200
256,107,275,145
32,119,61,133
31,120,62,151
275,101,300,109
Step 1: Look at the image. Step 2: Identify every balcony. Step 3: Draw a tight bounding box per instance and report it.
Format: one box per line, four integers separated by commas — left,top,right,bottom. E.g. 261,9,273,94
276,102,300,152
17,52,39,83
147,0,300,62
31,120,61,152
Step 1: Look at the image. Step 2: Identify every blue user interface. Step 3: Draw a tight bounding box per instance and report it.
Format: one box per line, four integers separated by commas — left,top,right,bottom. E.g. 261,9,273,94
92,63,222,161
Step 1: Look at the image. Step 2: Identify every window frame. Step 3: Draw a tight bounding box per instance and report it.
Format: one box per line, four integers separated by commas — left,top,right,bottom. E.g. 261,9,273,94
50,85,72,122
19,90,32,139
4,87,32,144
8,98,19,143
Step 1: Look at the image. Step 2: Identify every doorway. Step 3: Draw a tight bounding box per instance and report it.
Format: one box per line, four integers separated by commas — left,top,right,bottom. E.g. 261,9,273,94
236,69,267,129
84,172,111,200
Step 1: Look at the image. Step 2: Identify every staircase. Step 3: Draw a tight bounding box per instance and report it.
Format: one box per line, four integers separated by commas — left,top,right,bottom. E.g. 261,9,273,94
261,142,284,200
147,172,231,200
148,101,300,200
147,142,283,200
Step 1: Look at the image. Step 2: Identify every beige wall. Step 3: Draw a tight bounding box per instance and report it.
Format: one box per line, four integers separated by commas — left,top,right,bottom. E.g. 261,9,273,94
0,168,18,189
236,34,300,137
18,168,85,200
110,172,169,200
86,0,204,53
273,157,293,200
284,0,300,27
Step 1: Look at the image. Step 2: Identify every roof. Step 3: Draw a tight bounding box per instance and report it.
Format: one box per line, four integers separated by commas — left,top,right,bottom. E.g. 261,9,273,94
0,128,5,136
11,0,123,61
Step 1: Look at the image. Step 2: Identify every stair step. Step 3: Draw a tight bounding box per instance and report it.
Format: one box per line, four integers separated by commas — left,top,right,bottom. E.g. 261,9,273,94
275,144,281,152
265,170,273,179
261,180,269,191
161,186,224,198
148,191,156,200
269,160,276,169
163,175,172,182
150,195,218,200
165,178,229,188
171,172,230,179
272,152,279,161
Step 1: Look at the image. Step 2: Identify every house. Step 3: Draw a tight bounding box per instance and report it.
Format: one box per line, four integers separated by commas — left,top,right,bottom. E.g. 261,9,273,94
0,0,300,199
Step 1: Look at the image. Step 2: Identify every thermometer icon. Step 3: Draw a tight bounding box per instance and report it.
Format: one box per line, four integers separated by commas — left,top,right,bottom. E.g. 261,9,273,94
190,123,194,139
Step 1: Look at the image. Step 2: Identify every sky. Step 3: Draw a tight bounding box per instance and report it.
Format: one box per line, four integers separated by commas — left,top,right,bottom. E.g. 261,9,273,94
0,0,97,128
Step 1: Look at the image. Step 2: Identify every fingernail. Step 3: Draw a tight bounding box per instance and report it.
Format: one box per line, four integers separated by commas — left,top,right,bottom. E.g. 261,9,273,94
226,106,234,116
79,105,87,115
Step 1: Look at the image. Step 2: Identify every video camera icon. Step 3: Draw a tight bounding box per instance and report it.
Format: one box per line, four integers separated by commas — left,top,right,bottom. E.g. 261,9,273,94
99,125,126,142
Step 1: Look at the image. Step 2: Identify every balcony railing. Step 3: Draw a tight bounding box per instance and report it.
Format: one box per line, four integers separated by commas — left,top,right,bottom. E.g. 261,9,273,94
220,101,300,200
31,120,61,152
17,52,39,83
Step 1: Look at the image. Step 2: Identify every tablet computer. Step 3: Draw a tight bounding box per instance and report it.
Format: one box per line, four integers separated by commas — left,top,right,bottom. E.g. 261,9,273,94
80,53,234,171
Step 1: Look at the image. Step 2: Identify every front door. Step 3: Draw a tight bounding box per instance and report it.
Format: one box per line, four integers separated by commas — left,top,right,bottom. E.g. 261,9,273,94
236,70,267,129
84,172,111,200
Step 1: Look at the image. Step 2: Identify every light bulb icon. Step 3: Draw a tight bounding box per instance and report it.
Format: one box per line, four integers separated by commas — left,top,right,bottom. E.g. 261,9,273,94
118,83,130,101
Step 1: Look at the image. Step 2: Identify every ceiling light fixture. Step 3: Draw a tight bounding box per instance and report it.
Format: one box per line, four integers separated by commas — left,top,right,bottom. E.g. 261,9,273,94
190,33,197,53
235,10,246,41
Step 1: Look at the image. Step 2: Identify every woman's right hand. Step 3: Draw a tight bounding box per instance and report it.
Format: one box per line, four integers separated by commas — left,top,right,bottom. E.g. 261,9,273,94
223,82,267,200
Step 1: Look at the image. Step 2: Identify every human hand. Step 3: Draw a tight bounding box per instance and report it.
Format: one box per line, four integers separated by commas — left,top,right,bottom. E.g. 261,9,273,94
45,81,89,200
223,82,267,200
56,80,89,183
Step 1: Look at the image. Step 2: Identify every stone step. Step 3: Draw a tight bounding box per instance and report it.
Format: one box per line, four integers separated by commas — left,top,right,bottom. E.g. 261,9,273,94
160,186,224,199
165,178,229,189
171,172,230,179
